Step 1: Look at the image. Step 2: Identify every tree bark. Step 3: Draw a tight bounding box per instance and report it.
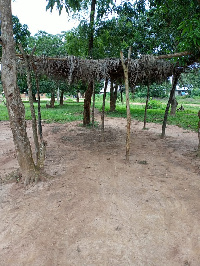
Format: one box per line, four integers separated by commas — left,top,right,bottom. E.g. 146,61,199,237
36,74,43,141
144,83,150,129
170,97,178,116
50,89,55,108
83,81,93,125
120,48,131,162
88,0,96,58
161,72,180,138
83,0,96,125
0,0,38,184
120,86,124,104
76,91,80,103
60,89,64,105
19,44,40,166
110,81,118,112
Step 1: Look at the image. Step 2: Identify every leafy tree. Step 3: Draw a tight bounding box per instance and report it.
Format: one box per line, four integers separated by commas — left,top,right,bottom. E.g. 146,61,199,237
28,31,66,56
148,0,200,56
0,15,30,56
0,0,44,184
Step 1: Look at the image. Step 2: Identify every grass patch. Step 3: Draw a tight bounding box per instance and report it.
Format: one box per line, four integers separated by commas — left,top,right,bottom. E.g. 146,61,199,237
0,97,199,132
98,101,199,132
0,101,84,123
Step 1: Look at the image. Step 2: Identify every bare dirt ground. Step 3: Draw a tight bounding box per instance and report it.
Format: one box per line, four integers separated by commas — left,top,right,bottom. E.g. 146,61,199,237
0,115,200,266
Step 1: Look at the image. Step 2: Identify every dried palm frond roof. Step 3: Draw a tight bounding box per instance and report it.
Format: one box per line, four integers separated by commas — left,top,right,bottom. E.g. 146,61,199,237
31,54,175,86
11,51,195,86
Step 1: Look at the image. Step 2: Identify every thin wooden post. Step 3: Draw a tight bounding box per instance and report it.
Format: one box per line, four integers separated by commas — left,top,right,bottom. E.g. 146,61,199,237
120,47,131,161
144,83,150,129
198,110,200,157
92,82,95,128
101,78,108,134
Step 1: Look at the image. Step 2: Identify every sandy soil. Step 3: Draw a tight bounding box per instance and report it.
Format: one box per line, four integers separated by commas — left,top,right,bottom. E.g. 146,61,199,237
0,115,200,266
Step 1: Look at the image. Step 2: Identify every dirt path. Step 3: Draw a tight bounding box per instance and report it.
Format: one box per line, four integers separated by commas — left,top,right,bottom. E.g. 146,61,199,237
0,117,200,265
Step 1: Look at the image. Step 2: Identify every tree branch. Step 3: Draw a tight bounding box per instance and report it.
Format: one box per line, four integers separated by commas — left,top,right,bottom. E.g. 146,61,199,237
155,51,191,59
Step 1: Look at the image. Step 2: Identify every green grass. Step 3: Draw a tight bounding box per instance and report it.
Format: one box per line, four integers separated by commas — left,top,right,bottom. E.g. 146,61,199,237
95,98,199,132
0,103,9,120
0,101,83,123
0,97,199,132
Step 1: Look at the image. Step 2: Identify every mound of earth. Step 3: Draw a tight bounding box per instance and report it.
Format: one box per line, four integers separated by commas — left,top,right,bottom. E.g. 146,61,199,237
0,116,200,265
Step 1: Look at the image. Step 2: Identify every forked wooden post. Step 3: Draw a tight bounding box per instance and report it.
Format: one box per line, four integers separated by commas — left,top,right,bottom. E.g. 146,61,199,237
120,47,131,161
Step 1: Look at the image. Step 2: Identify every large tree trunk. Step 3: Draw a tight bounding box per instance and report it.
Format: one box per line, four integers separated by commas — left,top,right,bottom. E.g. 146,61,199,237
83,81,93,125
83,0,96,125
88,0,96,58
60,89,64,105
0,0,38,184
161,72,180,138
50,89,55,108
110,81,118,112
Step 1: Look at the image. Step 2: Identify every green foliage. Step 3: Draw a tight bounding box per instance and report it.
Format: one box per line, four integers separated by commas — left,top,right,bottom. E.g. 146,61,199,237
64,22,89,57
12,16,30,47
147,98,164,109
28,31,66,56
148,0,200,57
134,82,170,98
46,0,82,14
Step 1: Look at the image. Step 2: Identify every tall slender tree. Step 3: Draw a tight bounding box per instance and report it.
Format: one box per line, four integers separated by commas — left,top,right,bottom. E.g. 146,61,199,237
0,0,42,184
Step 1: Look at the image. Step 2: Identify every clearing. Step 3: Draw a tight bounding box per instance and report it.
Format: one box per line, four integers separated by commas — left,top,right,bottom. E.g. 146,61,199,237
0,115,200,265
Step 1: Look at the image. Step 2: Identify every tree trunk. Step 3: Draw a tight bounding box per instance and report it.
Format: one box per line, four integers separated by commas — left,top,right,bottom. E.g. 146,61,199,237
101,79,108,133
144,83,150,129
19,44,40,166
88,0,96,57
32,92,37,102
0,0,38,184
36,74,43,141
50,89,55,108
60,89,64,105
36,74,46,168
198,110,200,157
161,72,180,138
170,75,178,116
77,91,80,103
110,80,114,111
110,81,118,112
83,81,93,125
120,86,124,105
57,87,60,104
170,97,178,116
83,0,96,125
120,48,131,162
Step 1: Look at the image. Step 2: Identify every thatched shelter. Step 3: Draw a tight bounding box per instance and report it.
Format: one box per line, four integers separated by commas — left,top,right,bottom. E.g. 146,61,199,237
29,54,176,86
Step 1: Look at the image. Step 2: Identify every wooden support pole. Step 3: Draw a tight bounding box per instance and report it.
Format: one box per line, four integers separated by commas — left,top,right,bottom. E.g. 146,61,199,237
120,47,131,162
